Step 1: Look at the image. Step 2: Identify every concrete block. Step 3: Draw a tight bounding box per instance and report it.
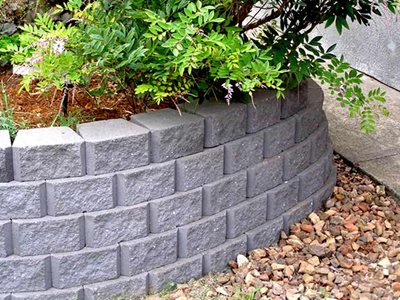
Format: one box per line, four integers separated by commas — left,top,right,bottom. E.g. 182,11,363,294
0,295,9,300
120,230,177,276
178,212,226,258
0,221,11,258
246,217,283,251
131,108,204,162
46,174,114,216
12,127,84,181
224,132,263,174
307,79,324,110
148,256,202,293
267,178,299,220
295,107,325,143
203,235,247,274
298,156,326,201
117,160,174,206
85,204,148,248
12,215,84,256
313,166,336,211
202,171,247,216
283,198,313,233
0,181,46,219
247,156,283,198
226,194,267,238
0,130,12,182
281,81,308,119
11,287,84,300
247,90,280,133
283,139,311,180
310,123,329,163
149,189,202,233
176,146,223,191
77,119,149,175
264,117,296,158
51,245,119,289
0,255,51,293
84,274,147,300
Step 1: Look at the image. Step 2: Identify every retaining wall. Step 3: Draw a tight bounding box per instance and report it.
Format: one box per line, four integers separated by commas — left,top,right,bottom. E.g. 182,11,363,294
0,79,336,300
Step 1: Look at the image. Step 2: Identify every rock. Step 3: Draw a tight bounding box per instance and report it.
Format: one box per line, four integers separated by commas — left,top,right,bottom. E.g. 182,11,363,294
378,257,391,268
251,248,267,259
300,224,314,233
299,261,315,274
237,254,249,268
309,212,320,225
308,245,330,258
271,263,285,270
392,282,400,291
344,223,358,232
336,253,353,269
0,23,17,35
216,287,230,296
302,274,314,283
307,256,320,266
271,282,284,295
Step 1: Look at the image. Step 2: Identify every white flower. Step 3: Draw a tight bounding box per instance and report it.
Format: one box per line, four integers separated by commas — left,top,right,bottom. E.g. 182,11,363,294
52,38,66,56
222,82,234,105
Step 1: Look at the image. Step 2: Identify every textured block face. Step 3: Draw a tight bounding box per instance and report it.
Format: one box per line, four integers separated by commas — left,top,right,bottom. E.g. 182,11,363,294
51,246,119,289
12,287,84,300
295,107,325,143
246,217,283,251
203,235,247,274
267,178,299,220
12,215,85,256
178,212,226,258
283,198,313,233
0,295,10,300
313,166,336,211
148,256,203,293
264,117,296,158
149,189,202,233
283,140,311,180
298,156,327,201
117,161,174,206
247,90,281,133
224,132,263,174
0,256,51,293
120,230,177,276
311,123,329,163
46,174,114,216
0,181,45,219
247,156,283,198
226,194,267,238
281,81,308,119
77,119,150,175
176,146,224,191
131,108,204,162
0,221,11,257
85,204,148,248
12,127,84,181
202,171,247,216
0,130,12,183
84,274,147,300
307,79,324,110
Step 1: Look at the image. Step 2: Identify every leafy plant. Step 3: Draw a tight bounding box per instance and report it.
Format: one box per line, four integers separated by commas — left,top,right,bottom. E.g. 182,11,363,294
0,34,20,63
0,81,20,139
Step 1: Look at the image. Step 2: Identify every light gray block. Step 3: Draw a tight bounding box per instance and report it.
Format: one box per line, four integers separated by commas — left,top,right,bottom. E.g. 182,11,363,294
176,146,224,191
246,217,283,251
131,108,204,162
310,123,329,163
283,139,311,180
224,132,263,174
0,295,10,300
267,178,299,220
11,287,84,300
298,155,327,201
148,256,202,293
77,119,150,175
312,165,336,211
247,156,283,198
120,230,177,276
203,235,247,274
263,117,296,158
0,130,12,182
0,221,11,257
283,198,314,233
0,181,46,219
295,107,325,143
281,81,308,119
85,204,148,248
178,212,226,258
46,174,114,216
149,189,202,233
84,274,147,300
226,194,267,238
0,255,51,293
12,215,84,256
117,161,175,206
202,171,247,216
247,90,281,133
51,245,119,289
12,127,85,181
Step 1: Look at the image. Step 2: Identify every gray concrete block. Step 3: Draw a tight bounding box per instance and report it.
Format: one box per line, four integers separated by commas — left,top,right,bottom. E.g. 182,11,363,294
85,204,148,248
283,139,311,180
295,107,325,143
12,215,84,256
178,212,226,258
84,274,147,300
310,123,329,163
267,178,299,220
77,119,150,175
120,230,177,276
131,108,204,162
12,127,85,181
148,255,202,293
203,235,247,274
307,79,324,110
0,221,11,258
247,156,283,198
246,217,283,251
283,198,313,233
202,171,247,216
0,131,12,183
313,165,336,211
0,181,46,219
0,295,10,300
117,161,175,206
226,194,267,239
298,156,326,201
224,132,263,174
11,287,84,300
263,117,296,158
176,146,224,191
51,245,119,289
46,174,114,216
0,255,51,293
281,81,308,119
247,90,281,133
149,189,202,233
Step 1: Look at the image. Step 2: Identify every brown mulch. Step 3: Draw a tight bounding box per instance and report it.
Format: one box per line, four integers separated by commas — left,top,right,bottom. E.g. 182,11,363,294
146,155,400,300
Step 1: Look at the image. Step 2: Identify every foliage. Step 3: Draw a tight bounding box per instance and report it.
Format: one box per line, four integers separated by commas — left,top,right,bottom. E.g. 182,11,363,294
0,81,24,139
0,34,20,63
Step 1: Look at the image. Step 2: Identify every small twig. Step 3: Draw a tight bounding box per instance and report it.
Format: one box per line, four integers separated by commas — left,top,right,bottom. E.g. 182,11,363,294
50,89,58,106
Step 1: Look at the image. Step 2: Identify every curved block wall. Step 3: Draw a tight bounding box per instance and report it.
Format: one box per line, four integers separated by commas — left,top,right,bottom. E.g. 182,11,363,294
0,79,336,300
